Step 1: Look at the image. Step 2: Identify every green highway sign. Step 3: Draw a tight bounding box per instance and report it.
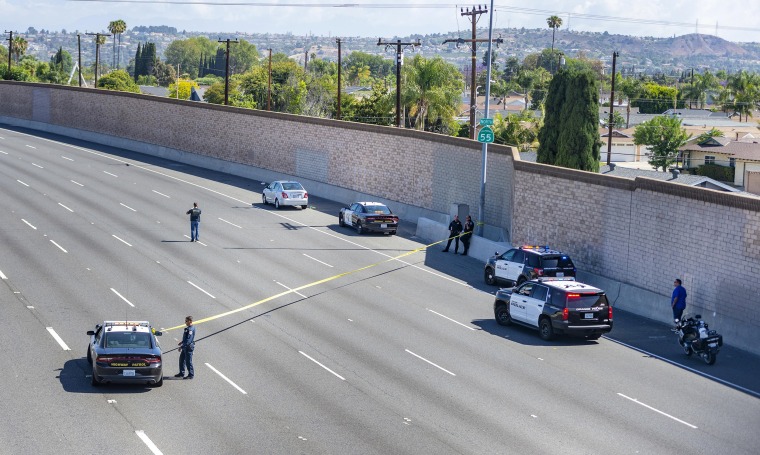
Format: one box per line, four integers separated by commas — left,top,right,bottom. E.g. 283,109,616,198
479,118,494,126
477,125,494,143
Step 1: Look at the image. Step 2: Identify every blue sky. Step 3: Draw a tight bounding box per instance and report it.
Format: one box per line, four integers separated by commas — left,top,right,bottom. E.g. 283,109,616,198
2,1,759,43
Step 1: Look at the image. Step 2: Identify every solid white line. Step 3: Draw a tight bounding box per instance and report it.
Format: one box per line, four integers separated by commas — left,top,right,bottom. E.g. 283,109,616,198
276,281,307,298
61,156,73,161
120,203,137,212
617,393,697,428
50,240,68,253
299,351,345,380
25,144,36,149
603,336,760,399
0,270,7,279
112,235,133,247
70,180,83,186
22,219,37,230
46,327,71,350
205,363,248,394
427,308,476,330
58,203,73,212
0,150,7,154
17,179,29,187
187,281,215,299
218,217,242,228
183,235,207,246
152,190,170,198
103,171,118,177
32,163,44,168
135,430,163,455
303,253,333,268
405,349,456,376
111,288,135,307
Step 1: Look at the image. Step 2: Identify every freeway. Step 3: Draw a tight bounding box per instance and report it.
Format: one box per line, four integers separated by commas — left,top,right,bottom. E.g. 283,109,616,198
0,124,758,455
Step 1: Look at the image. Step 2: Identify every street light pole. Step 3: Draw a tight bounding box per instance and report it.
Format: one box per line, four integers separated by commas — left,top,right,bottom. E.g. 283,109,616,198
477,0,495,236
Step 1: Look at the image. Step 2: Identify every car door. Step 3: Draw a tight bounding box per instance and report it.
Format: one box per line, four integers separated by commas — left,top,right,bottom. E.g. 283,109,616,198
509,282,533,323
351,204,364,226
264,182,276,203
343,203,357,226
494,249,516,281
525,284,549,327
508,250,526,282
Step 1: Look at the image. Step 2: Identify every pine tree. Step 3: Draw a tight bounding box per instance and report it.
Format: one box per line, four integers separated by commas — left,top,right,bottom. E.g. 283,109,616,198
133,42,142,81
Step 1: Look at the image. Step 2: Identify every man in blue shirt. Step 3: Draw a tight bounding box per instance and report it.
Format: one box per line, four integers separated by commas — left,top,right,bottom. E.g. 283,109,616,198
176,316,196,379
671,279,687,328
186,202,201,242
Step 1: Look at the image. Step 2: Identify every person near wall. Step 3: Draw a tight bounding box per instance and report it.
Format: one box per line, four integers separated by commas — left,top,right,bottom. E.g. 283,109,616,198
671,278,687,329
461,215,475,256
442,215,463,254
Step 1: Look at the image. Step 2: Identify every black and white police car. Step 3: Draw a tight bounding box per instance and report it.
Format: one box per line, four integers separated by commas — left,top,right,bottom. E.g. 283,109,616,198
493,278,613,341
484,245,576,286
87,321,164,387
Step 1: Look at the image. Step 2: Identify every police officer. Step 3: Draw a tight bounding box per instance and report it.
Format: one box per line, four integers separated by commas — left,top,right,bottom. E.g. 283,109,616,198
443,215,463,254
461,215,475,256
186,202,201,242
176,316,196,379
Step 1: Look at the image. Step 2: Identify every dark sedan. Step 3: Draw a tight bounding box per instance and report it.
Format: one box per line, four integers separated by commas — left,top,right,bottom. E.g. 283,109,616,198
87,321,164,387
339,201,399,235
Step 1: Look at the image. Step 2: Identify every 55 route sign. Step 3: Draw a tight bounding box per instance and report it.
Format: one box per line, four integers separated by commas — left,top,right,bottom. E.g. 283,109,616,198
477,125,494,143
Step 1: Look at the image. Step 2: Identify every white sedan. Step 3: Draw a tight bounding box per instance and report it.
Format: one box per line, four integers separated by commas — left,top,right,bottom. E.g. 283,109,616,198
262,181,309,209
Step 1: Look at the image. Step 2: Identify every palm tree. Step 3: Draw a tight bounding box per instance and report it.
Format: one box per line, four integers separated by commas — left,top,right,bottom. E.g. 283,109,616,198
546,15,563,55
10,36,28,63
108,20,127,70
401,54,463,132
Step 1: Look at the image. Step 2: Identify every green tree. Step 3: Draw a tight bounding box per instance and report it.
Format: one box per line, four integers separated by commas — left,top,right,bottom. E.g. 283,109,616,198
229,39,259,75
546,15,563,54
493,111,539,151
168,79,200,100
164,36,216,79
634,82,683,114
401,54,463,133
10,36,28,63
50,47,73,75
349,83,394,125
344,52,393,80
695,128,724,144
725,70,760,122
238,55,306,113
633,116,691,171
537,66,602,171
107,19,127,69
152,59,175,87
97,69,140,93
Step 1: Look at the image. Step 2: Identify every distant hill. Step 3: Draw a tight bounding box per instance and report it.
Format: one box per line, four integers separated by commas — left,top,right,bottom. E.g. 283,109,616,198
664,33,749,57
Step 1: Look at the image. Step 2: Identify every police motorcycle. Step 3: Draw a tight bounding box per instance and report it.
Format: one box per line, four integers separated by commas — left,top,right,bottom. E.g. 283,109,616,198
675,314,723,365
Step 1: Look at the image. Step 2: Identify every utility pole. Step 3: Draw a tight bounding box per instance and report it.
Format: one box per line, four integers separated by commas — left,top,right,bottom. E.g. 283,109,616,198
77,34,82,87
377,38,420,128
443,5,502,139
336,38,342,120
606,51,619,166
304,49,308,71
4,31,12,79
218,38,239,106
267,49,272,111
86,32,111,88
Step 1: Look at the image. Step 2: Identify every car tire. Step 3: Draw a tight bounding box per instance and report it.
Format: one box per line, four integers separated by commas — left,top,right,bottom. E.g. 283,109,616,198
539,318,554,341
484,267,497,286
702,351,716,365
275,198,281,209
495,303,512,326
391,231,396,235
91,372,100,386
153,376,164,387
86,347,92,363
587,334,601,340
356,221,364,235
301,205,308,210
262,193,267,205
339,214,345,227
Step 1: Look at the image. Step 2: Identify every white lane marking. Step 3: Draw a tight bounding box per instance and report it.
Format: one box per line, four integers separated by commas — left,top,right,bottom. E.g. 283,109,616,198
183,235,207,246
135,430,163,455
405,349,456,376
112,235,133,247
50,240,68,253
299,351,345,380
427,308,476,331
22,219,37,230
187,281,215,299
58,202,73,212
25,144,36,149
120,203,137,212
46,327,71,350
603,336,760,399
303,253,333,268
111,288,135,307
275,281,307,298
0,270,7,279
218,217,242,228
152,189,170,198
70,180,83,186
103,171,118,177
61,156,73,161
0,150,7,154
17,179,29,187
617,393,697,429
205,363,248,394
32,163,44,168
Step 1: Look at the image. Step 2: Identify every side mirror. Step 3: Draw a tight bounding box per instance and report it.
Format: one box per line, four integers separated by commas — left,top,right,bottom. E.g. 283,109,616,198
154,331,163,336
86,330,95,336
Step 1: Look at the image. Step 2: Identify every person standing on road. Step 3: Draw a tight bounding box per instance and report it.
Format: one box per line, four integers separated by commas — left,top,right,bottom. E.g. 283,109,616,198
186,202,201,242
176,316,196,379
461,215,475,256
671,279,687,328
443,215,463,254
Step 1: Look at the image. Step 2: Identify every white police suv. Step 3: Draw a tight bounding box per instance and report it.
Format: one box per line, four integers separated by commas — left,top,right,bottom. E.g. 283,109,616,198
493,278,613,341
485,245,576,286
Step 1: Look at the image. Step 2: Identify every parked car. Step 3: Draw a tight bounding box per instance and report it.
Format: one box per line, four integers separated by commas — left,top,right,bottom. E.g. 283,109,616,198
493,277,613,341
87,321,163,387
339,201,399,235
262,181,308,209
484,245,576,286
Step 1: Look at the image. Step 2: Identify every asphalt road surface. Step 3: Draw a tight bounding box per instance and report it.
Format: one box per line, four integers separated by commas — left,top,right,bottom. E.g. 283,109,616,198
1,124,758,455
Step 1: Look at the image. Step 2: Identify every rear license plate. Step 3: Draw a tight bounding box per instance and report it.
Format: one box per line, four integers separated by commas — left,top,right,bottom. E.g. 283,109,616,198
293,193,302,198
123,370,136,377
557,272,564,277
584,313,594,319
381,223,387,228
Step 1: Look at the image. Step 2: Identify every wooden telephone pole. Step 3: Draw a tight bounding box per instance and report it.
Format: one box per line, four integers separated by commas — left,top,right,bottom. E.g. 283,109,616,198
218,38,239,105
377,38,420,128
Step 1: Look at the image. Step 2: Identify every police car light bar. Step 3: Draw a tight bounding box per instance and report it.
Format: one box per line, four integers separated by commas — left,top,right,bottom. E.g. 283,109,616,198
536,277,576,282
521,245,551,251
104,321,150,328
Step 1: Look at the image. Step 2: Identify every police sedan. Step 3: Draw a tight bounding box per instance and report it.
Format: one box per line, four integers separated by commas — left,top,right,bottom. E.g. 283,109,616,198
339,201,399,235
87,321,164,387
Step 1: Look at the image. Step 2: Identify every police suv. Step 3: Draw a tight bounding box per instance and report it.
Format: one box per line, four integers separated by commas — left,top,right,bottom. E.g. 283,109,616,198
493,278,613,341
484,245,576,286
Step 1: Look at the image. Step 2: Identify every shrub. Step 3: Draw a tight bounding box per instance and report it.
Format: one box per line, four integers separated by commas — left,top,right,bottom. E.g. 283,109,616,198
695,163,735,182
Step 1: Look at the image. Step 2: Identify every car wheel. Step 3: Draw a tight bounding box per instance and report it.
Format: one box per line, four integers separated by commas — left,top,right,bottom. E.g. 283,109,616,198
391,231,397,235
356,221,364,234
262,193,267,205
539,318,554,341
586,334,601,340
702,351,717,365
495,303,512,326
516,275,527,286
91,372,100,386
153,375,164,387
275,198,281,209
484,267,497,286
86,347,92,363
301,205,308,210
339,214,345,227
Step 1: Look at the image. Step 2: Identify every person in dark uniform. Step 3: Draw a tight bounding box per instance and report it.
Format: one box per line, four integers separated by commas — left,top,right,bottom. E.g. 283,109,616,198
186,202,201,242
443,215,463,254
461,215,475,256
176,316,196,379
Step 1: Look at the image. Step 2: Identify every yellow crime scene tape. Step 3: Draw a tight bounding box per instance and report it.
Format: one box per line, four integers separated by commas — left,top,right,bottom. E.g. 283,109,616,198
163,225,480,333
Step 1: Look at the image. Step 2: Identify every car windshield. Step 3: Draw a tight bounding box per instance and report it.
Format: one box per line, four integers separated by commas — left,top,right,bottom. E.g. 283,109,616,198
541,255,574,268
566,294,608,309
104,332,152,349
364,205,391,214
281,183,304,191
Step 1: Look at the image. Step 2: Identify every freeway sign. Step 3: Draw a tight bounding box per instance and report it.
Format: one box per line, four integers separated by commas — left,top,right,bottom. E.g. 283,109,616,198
477,125,494,143
479,118,494,126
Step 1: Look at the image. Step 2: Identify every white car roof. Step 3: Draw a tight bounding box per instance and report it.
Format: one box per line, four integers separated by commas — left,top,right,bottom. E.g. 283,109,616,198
103,321,152,333
539,280,603,293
